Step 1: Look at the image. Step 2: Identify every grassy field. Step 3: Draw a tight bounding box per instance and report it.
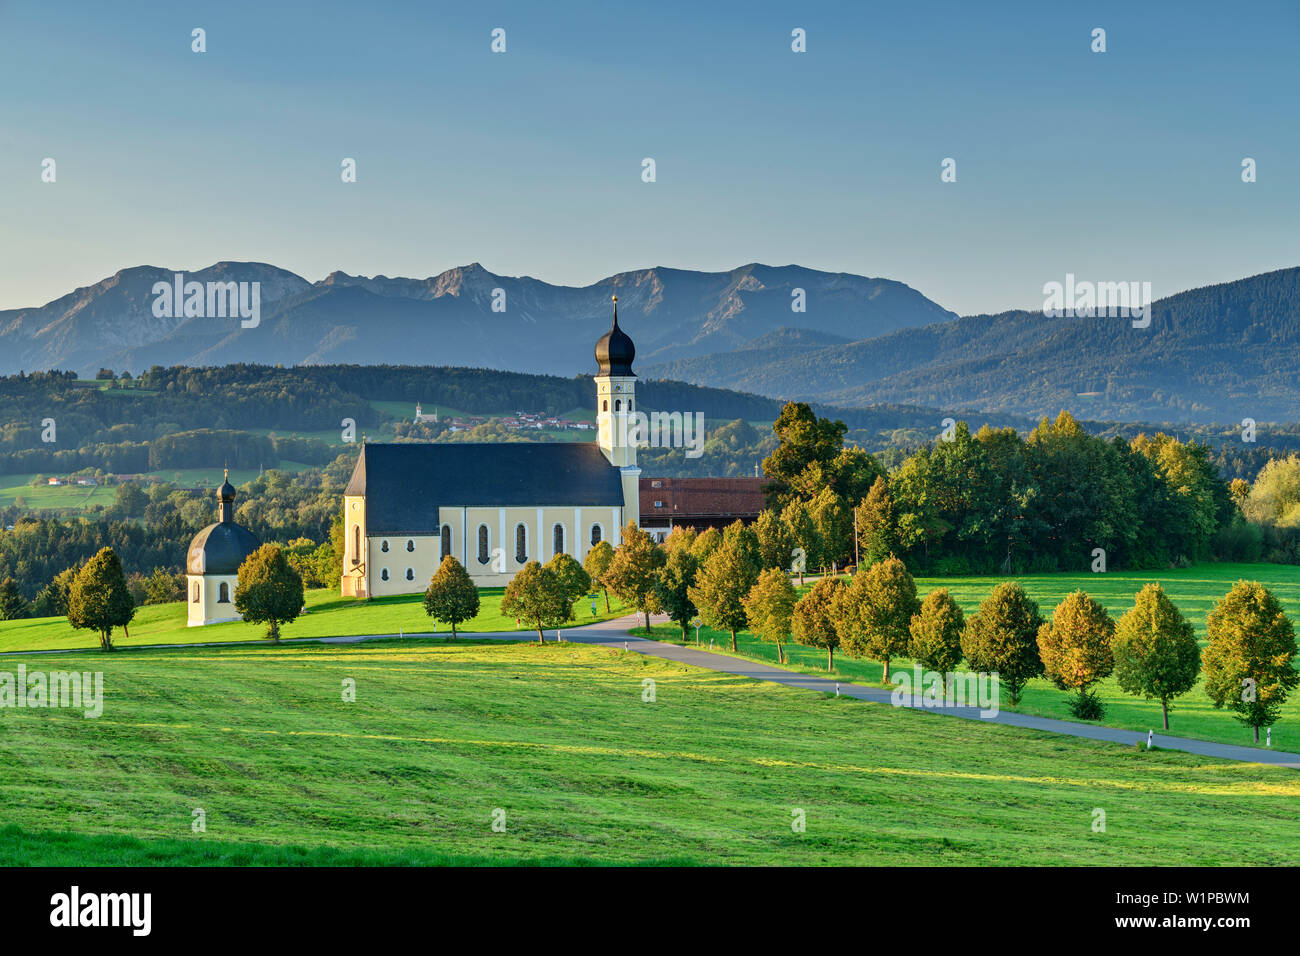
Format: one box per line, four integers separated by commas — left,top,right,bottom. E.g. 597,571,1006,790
0,587,629,653
0,465,316,511
0,475,118,510
1,638,1297,866
640,562,1300,753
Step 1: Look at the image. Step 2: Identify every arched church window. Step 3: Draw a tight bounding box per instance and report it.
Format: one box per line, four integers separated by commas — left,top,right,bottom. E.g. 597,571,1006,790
441,525,451,559
406,539,414,552
553,523,565,555
477,525,490,565
352,526,360,564
381,568,389,581
381,540,389,552
191,581,200,603
218,582,230,603
615,400,621,411
405,568,414,581
515,524,527,563
602,400,608,412
590,524,602,546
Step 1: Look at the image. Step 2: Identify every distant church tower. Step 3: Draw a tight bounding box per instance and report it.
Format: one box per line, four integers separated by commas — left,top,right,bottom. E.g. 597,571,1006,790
594,295,640,541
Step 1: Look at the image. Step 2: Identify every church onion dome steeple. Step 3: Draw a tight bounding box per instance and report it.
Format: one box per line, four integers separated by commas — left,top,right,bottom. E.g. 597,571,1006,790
186,469,261,575
217,468,237,510
595,295,636,377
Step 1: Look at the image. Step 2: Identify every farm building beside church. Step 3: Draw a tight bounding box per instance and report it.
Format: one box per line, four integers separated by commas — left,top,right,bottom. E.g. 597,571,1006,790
639,476,768,540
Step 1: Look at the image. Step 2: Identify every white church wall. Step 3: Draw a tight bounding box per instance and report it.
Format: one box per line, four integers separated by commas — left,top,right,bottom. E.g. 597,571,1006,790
187,573,241,627
359,504,627,597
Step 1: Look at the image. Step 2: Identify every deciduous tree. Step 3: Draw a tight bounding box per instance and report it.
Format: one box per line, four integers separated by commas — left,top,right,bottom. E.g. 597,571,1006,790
855,475,899,567
501,560,571,643
780,498,818,585
691,527,722,563
961,581,1045,705
67,547,135,651
1037,590,1116,718
234,544,304,642
754,509,794,572
654,546,699,640
1112,583,1200,730
423,555,480,639
833,556,919,683
810,487,852,572
603,523,666,631
909,588,965,678
689,540,755,651
582,540,615,612
545,552,591,606
1202,580,1299,742
744,567,798,663
792,576,844,671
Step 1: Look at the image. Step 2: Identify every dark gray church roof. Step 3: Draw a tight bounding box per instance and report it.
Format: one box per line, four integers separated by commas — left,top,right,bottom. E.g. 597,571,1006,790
186,477,261,574
187,522,262,575
345,442,626,535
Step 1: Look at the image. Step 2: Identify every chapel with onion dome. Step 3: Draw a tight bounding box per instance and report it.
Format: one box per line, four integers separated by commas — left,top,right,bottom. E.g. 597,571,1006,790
185,470,261,626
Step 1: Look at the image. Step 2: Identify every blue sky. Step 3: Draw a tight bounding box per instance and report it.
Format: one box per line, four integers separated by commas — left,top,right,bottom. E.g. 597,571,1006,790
1,0,1296,315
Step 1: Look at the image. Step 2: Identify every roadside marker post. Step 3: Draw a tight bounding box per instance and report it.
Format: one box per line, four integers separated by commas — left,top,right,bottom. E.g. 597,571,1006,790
1147,730,1153,749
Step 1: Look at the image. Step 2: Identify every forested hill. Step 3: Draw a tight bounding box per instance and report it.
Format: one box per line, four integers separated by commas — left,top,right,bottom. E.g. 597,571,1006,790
643,267,1300,424
0,364,1041,455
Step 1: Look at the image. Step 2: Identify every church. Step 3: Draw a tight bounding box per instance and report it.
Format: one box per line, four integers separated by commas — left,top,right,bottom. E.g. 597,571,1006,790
340,297,642,597
186,471,261,625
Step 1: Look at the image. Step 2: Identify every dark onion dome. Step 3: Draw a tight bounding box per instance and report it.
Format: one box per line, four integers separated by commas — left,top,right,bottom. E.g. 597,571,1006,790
186,469,260,575
594,295,635,377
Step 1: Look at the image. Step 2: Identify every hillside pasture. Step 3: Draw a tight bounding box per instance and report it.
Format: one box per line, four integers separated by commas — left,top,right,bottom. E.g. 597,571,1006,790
0,586,628,654
1,639,1296,866
642,562,1300,753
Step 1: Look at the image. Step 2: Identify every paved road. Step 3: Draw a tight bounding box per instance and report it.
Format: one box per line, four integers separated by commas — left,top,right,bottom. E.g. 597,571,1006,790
7,613,1299,768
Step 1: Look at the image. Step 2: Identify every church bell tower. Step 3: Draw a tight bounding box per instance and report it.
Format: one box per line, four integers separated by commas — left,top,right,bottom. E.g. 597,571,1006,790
594,295,638,468
594,295,640,537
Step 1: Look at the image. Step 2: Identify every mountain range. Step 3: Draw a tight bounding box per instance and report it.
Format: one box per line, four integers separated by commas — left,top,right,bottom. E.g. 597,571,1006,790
643,267,1300,424
2,261,1297,424
0,262,950,383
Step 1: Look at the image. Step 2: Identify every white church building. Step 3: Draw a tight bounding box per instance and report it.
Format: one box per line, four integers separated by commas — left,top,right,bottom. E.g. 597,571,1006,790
341,297,642,597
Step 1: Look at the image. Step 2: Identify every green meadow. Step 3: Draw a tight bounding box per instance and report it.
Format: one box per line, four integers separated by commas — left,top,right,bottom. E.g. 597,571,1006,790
4,562,1298,754
640,562,1300,754
0,587,628,654
0,475,118,510
0,465,314,511
1,639,1296,866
